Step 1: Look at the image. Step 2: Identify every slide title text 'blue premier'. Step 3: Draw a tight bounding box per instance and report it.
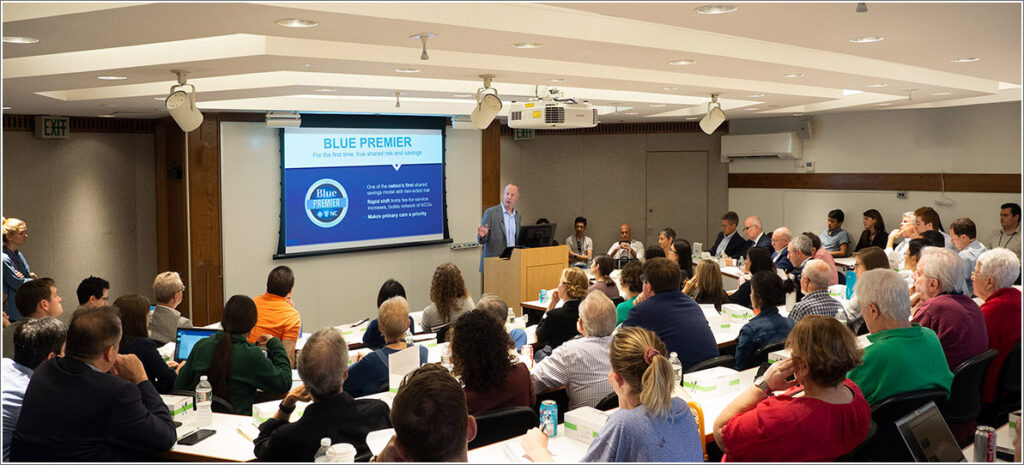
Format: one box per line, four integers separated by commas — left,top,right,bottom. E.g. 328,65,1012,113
324,137,414,149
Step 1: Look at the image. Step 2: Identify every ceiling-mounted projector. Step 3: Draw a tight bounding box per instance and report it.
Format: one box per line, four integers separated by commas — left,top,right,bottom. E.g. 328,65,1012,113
266,111,301,127
508,86,597,129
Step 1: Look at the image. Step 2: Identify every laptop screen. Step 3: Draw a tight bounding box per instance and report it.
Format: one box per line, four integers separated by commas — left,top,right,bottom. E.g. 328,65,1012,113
174,328,218,362
895,401,966,462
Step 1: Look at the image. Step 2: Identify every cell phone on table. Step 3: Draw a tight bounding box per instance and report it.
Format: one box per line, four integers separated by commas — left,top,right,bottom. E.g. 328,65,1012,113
178,429,216,445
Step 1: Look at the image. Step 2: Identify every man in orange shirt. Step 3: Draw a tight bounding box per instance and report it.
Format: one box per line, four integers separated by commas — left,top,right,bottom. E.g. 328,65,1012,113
249,266,302,367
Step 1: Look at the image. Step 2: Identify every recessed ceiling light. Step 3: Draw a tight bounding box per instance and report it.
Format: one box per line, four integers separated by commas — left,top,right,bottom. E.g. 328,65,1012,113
2,36,40,44
793,113,805,116
97,75,127,80
668,59,697,66
950,57,980,63
452,94,473,98
98,114,117,118
849,36,885,43
877,102,893,106
782,73,804,78
650,104,667,108
661,87,678,90
931,92,952,96
746,93,764,98
394,68,422,73
866,83,888,88
686,117,699,120
695,5,738,15
100,104,117,108
154,97,166,101
275,18,319,28
2,106,11,110
624,112,640,115
313,88,337,92
745,107,760,111
512,42,543,49
547,78,567,83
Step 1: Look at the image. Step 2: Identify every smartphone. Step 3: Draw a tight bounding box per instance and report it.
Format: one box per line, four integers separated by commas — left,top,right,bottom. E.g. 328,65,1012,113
178,429,216,446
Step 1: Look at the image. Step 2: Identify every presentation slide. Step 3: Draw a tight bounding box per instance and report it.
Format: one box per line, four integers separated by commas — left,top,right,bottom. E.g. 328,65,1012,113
277,117,449,257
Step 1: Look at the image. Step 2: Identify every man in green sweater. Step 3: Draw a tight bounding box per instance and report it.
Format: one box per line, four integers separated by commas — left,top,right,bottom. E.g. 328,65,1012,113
847,269,953,405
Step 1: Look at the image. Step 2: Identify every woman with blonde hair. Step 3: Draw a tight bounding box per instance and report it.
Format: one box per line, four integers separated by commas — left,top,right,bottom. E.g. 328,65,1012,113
535,267,589,356
421,262,475,332
521,327,702,462
684,259,731,312
2,217,36,321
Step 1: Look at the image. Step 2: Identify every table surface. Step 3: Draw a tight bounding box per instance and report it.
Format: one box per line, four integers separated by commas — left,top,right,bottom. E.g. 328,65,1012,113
156,413,259,462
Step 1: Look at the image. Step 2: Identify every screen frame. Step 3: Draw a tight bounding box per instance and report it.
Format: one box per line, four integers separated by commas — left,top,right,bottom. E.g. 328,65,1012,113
273,114,452,259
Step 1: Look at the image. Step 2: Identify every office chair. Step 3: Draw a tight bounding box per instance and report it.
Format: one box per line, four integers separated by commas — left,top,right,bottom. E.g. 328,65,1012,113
855,388,949,462
467,406,538,449
686,355,736,374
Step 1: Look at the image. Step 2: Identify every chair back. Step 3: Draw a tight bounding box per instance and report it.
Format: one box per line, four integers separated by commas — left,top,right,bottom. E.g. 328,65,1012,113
169,389,234,414
435,324,452,343
997,339,1021,398
595,391,618,411
858,388,949,462
746,339,786,369
836,421,877,462
941,349,998,425
611,296,625,306
467,406,538,449
686,355,736,374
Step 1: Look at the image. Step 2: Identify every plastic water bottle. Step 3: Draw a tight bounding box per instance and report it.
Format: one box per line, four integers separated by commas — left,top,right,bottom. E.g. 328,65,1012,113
405,330,414,346
195,375,213,427
507,307,516,324
314,437,331,462
669,352,683,386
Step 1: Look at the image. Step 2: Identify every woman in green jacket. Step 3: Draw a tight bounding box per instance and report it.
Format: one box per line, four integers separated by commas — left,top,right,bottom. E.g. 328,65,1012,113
174,295,292,415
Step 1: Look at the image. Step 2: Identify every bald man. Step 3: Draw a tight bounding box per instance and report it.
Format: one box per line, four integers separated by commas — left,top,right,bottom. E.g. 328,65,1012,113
771,227,795,273
743,216,772,251
478,183,522,273
608,224,645,262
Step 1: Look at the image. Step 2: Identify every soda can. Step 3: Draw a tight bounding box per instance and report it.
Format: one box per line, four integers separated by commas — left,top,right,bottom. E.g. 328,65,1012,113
539,400,558,438
974,425,996,462
539,289,547,303
521,344,534,369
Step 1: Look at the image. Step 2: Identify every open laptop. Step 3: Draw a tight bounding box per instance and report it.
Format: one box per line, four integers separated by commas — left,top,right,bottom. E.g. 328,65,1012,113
895,401,966,462
173,327,218,362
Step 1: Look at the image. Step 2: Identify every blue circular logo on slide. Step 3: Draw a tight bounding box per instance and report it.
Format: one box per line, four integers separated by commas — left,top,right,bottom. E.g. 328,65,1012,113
305,178,348,228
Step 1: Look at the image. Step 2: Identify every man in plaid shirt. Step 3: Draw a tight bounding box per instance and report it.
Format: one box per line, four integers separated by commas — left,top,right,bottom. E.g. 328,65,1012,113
788,259,846,322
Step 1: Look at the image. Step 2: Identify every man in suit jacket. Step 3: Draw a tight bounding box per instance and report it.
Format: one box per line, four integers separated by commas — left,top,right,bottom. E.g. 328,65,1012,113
771,227,795,273
743,216,773,251
710,211,749,260
10,306,176,461
477,183,521,272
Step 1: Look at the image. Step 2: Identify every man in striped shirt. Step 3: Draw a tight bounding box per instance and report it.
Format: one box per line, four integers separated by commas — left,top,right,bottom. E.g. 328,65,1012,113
530,291,616,410
788,259,845,323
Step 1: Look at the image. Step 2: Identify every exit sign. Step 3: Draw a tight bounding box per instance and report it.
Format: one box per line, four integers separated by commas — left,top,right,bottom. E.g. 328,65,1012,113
34,115,70,139
513,128,534,140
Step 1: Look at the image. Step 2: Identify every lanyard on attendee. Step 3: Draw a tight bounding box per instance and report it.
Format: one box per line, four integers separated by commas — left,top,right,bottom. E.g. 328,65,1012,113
999,230,1018,249
577,238,584,254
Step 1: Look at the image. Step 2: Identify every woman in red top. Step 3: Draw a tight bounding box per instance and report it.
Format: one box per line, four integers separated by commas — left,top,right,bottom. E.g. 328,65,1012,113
450,309,535,414
714,316,872,462
972,247,1022,403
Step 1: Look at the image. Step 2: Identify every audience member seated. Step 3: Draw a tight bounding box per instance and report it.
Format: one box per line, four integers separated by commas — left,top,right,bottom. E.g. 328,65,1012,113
60,275,109,326
115,294,180,394
588,254,620,300
734,271,795,370
615,261,644,325
150,271,193,345
11,306,175,461
522,327,703,462
885,211,919,270
644,244,666,260
536,267,588,355
788,259,844,323
836,246,890,330
711,211,748,260
3,278,62,358
254,328,391,462
820,209,852,257
2,217,35,322
567,216,594,268
451,310,534,414
249,265,302,367
715,316,871,461
728,247,773,309
847,269,954,405
658,227,677,261
855,209,888,252
987,203,1021,258
683,259,730,312
362,278,414,350
743,216,772,251
622,258,718,370
421,262,475,332
972,248,1022,404
175,295,292,415
2,317,66,461
345,297,428,397
950,217,987,292
904,237,931,272
374,364,477,462
476,294,527,351
915,206,954,249
673,239,694,282
911,247,989,370
607,223,645,263
770,227,795,273
803,232,840,286
532,292,616,411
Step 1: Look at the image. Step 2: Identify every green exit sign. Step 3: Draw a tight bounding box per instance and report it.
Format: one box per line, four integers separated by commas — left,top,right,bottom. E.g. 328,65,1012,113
513,128,534,140
34,115,70,139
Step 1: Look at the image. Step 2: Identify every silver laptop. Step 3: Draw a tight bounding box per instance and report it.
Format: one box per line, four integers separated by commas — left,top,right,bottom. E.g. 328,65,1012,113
895,401,966,462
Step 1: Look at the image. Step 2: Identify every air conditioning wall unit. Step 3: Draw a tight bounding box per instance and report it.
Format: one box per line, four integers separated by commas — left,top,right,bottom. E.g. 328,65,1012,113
720,132,803,162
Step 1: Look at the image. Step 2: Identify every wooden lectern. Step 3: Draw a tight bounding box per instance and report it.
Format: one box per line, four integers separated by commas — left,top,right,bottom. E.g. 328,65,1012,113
483,245,568,316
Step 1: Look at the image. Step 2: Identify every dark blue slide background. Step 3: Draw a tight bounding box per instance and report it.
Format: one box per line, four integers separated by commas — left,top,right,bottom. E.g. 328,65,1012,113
284,164,444,247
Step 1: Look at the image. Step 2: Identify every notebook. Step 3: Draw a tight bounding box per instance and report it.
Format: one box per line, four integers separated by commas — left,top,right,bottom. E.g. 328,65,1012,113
173,327,219,362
